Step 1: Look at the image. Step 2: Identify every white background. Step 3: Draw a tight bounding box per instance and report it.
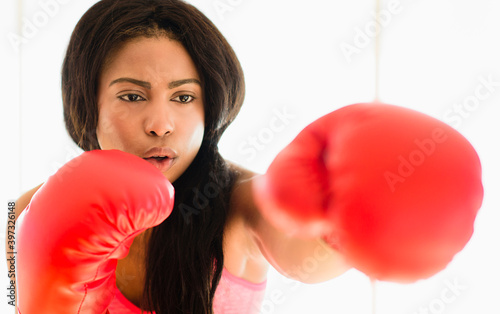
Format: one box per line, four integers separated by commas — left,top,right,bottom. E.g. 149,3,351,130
1,0,499,313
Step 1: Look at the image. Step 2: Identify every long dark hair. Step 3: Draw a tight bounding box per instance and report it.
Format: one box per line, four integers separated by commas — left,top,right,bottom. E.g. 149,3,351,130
62,0,245,312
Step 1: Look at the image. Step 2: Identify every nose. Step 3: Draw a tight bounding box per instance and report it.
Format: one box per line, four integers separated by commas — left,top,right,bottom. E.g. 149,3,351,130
143,101,174,137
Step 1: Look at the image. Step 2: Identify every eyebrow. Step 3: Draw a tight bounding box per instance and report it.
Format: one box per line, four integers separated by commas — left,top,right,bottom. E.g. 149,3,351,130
168,78,201,89
109,77,201,89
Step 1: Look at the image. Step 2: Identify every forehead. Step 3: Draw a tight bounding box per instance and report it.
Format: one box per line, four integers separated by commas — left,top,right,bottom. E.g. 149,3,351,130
101,36,200,83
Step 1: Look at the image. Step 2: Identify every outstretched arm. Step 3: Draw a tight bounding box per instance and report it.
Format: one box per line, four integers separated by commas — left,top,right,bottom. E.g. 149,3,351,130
235,102,482,283
230,166,351,284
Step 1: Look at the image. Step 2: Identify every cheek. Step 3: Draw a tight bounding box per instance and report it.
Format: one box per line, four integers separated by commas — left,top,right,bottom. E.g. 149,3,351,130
96,104,135,149
175,106,205,158
187,107,205,148
190,123,205,149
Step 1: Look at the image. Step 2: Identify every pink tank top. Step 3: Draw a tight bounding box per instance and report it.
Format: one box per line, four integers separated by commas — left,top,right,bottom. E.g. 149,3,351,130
107,267,267,313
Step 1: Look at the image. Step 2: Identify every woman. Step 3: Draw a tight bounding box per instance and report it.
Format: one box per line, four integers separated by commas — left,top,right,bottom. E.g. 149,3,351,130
11,0,349,313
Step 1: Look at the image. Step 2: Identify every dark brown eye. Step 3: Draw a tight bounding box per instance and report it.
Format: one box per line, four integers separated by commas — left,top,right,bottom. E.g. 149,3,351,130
174,95,194,103
118,94,145,102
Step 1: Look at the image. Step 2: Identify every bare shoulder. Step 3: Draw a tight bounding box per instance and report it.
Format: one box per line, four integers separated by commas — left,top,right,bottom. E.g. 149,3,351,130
226,161,261,225
15,183,44,221
226,160,260,181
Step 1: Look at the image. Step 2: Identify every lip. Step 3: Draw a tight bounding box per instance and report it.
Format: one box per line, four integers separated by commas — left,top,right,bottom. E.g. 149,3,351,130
143,147,178,159
142,147,178,172
143,156,175,173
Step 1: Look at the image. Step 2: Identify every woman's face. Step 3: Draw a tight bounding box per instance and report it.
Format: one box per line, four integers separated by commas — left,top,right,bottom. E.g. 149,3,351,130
97,36,205,182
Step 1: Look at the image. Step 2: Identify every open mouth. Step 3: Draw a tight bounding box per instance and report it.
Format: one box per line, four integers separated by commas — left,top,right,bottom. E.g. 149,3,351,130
149,156,168,161
143,156,174,172
142,147,177,172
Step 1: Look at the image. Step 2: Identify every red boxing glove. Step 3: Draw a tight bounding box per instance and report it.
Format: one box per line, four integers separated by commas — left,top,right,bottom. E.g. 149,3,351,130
15,149,174,313
253,102,483,282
